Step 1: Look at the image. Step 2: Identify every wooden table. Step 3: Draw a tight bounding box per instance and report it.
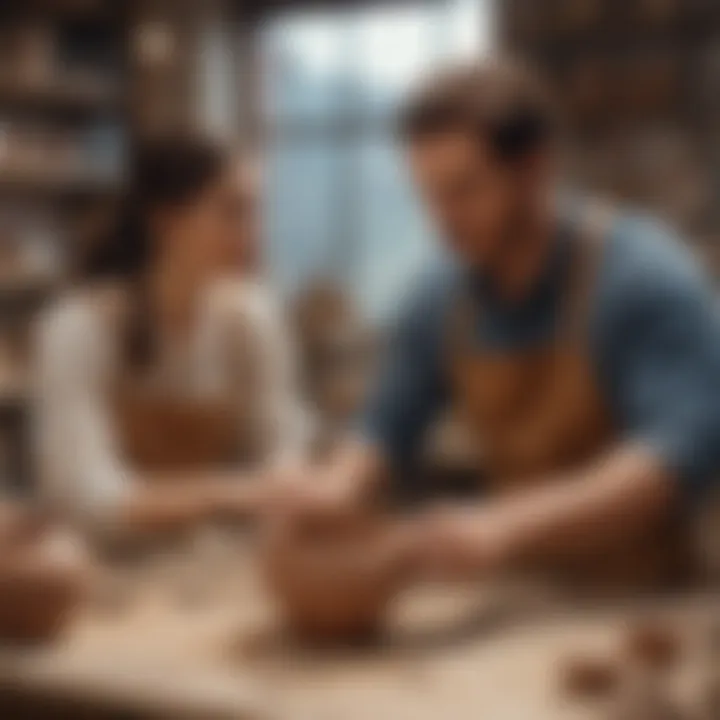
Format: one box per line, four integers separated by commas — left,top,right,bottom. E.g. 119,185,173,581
0,529,715,720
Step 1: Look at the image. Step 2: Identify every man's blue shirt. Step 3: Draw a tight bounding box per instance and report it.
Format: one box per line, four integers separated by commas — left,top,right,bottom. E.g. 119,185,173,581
360,211,720,501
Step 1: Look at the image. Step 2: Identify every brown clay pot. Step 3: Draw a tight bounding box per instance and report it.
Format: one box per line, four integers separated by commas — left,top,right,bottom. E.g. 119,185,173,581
0,530,88,644
261,516,409,643
623,622,683,672
559,654,621,700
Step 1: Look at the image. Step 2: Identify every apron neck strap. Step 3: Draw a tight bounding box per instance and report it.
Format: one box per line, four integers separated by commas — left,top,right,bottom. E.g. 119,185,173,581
446,201,615,358
445,282,476,363
560,201,614,346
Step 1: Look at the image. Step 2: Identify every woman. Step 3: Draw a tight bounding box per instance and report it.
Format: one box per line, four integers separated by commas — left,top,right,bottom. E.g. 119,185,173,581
35,136,308,535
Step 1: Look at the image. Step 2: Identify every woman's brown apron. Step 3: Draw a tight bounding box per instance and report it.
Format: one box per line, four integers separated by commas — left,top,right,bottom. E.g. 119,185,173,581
114,388,239,477
449,208,692,590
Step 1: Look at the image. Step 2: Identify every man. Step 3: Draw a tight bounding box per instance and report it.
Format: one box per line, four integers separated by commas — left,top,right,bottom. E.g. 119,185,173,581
272,59,720,587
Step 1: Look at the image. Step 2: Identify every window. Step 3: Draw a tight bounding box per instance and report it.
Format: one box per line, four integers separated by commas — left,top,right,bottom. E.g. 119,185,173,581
262,1,491,324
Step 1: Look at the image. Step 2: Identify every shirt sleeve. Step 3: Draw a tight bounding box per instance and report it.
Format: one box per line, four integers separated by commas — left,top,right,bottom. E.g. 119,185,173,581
359,272,450,476
33,299,132,524
600,225,720,502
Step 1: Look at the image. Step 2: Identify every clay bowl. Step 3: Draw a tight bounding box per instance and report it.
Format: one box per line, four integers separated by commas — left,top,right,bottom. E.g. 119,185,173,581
0,529,89,644
261,516,409,644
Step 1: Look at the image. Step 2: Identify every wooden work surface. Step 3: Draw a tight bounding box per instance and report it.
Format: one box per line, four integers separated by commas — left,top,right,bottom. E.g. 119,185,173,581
0,528,716,720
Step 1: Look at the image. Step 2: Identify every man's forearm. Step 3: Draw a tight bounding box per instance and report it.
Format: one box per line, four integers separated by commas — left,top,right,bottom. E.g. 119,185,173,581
323,438,389,507
420,444,677,577
493,444,676,565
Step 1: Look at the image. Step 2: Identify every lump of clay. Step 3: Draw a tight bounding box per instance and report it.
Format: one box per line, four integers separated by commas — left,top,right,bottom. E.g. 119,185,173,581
0,528,88,644
261,515,409,643
623,622,682,672
559,654,621,700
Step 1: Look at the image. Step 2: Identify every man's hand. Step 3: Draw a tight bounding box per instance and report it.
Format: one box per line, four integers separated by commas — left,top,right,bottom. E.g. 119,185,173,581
257,439,384,524
414,505,513,581
0,503,51,547
263,470,361,525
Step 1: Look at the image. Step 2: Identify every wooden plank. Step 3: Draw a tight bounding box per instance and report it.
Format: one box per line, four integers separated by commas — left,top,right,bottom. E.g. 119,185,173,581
0,654,267,720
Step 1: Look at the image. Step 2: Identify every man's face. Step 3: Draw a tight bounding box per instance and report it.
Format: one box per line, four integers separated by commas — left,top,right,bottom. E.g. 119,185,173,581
407,130,522,268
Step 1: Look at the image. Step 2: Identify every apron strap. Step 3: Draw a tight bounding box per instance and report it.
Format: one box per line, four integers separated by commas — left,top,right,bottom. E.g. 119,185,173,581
444,281,476,365
444,200,616,361
560,200,615,347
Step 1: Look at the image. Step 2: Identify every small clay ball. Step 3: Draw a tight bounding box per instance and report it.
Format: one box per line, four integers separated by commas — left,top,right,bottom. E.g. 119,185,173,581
560,654,621,700
623,622,682,672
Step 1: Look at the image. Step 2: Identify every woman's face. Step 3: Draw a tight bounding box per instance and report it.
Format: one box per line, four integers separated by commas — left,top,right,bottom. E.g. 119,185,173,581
156,158,260,277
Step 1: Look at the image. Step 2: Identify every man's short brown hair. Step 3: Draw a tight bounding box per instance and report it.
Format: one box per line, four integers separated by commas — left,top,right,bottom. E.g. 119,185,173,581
398,59,557,161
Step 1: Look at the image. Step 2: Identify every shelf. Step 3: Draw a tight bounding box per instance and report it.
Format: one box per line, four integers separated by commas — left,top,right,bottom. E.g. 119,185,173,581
0,77,121,116
0,375,30,410
1,0,120,21
0,273,58,298
0,168,118,198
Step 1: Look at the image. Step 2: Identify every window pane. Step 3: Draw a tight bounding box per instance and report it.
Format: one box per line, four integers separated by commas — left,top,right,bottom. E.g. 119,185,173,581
265,138,343,294
262,11,353,123
345,5,445,120
262,1,491,123
352,138,438,324
446,0,493,61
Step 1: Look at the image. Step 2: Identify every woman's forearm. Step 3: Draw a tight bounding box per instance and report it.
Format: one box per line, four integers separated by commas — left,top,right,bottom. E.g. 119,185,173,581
113,484,214,534
112,473,274,534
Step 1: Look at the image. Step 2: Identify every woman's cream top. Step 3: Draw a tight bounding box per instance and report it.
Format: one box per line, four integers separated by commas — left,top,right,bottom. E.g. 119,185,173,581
33,278,310,522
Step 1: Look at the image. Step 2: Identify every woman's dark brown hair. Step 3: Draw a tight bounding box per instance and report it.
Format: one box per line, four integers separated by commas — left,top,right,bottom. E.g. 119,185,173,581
82,135,227,369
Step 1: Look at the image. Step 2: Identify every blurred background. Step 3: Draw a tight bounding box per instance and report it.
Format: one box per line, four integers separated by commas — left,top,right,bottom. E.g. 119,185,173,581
0,0,719,492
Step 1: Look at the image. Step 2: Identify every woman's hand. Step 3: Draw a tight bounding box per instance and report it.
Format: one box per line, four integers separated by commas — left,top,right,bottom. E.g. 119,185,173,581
0,503,50,547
